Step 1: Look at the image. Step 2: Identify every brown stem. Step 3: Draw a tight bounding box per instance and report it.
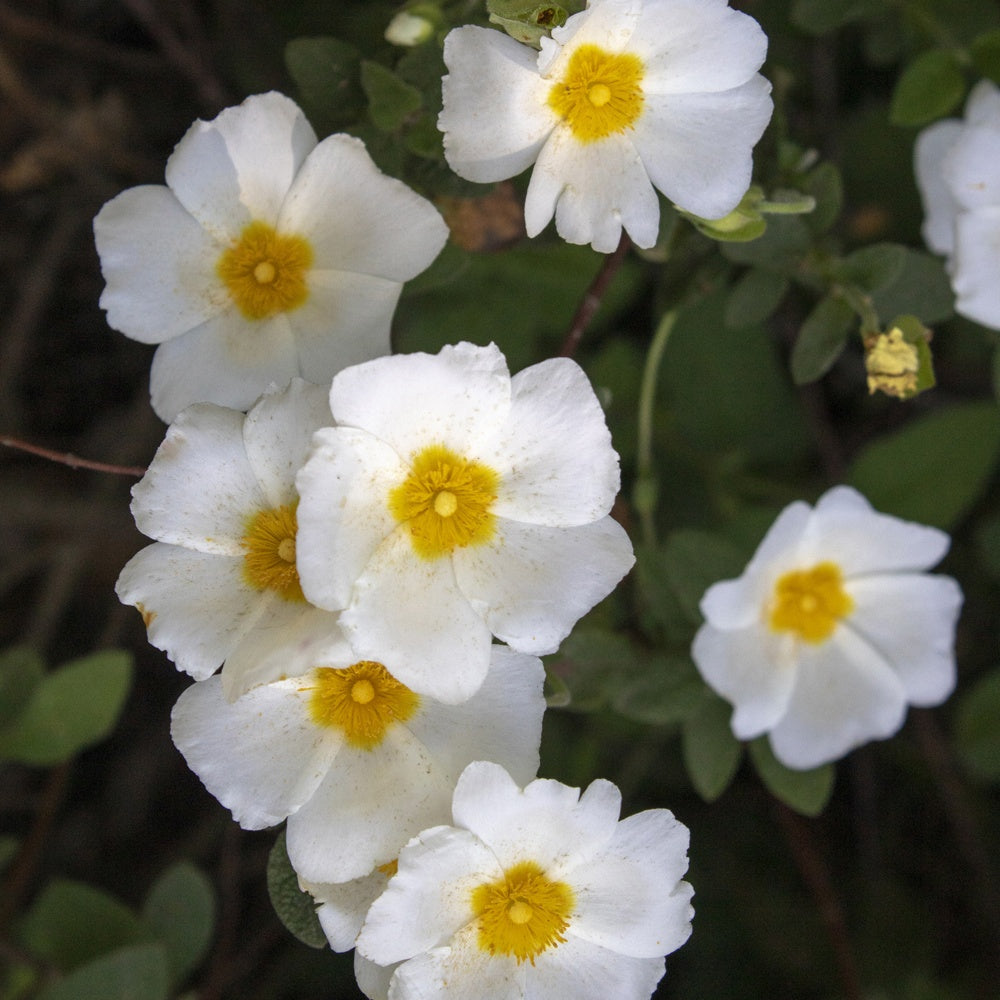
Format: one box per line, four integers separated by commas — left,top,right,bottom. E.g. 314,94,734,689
0,435,146,477
557,233,631,359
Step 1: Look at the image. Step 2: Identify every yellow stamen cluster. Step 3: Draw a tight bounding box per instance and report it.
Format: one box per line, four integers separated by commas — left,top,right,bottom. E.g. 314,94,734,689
306,661,419,750
548,44,645,143
241,504,304,602
388,444,499,560
471,860,574,964
217,220,313,320
768,561,854,643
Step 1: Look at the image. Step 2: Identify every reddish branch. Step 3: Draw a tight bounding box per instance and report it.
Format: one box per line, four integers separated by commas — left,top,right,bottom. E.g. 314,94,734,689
0,435,146,477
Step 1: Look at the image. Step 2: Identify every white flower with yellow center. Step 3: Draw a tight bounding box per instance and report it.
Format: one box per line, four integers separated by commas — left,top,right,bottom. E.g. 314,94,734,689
94,91,448,421
691,486,963,770
294,341,635,704
915,80,1000,330
117,379,344,699
355,761,694,1000
170,647,544,884
438,0,772,252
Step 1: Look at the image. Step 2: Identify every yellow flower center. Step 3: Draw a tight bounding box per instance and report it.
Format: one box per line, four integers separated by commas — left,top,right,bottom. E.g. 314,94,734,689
471,860,574,965
241,504,304,602
548,44,645,143
767,561,854,643
388,444,500,560
217,220,313,320
306,661,419,750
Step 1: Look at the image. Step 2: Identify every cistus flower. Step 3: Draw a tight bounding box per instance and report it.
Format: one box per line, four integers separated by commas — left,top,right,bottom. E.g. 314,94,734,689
94,91,448,421
355,761,694,1000
171,646,545,884
691,486,963,770
438,0,773,252
294,341,635,704
915,80,1000,329
117,379,344,699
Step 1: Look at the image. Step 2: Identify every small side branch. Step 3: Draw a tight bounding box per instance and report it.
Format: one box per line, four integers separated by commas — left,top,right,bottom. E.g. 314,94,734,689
1,435,146,477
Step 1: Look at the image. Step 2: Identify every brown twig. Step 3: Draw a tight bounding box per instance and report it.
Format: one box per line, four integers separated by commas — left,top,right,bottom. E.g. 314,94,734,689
0,436,146,478
557,232,632,358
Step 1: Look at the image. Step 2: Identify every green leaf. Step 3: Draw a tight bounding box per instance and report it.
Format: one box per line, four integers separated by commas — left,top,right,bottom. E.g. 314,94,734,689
0,835,18,871
890,50,966,127
725,269,790,328
682,692,742,802
976,513,1000,580
790,295,855,385
660,530,750,624
972,29,1000,85
0,646,45,729
954,667,1000,783
847,401,1000,529
869,249,955,326
555,628,635,711
802,161,843,234
142,863,215,986
19,880,148,972
267,830,326,949
0,650,132,766
791,0,884,35
612,656,705,727
284,37,365,133
719,216,812,272
36,944,169,1000
840,242,908,293
361,60,423,133
748,738,835,816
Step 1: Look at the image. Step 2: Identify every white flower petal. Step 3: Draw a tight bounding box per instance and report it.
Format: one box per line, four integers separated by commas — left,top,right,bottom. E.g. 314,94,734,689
525,128,660,251
131,403,261,552
312,870,390,952
295,427,407,611
116,544,261,680
358,825,500,964
356,953,396,1000
454,516,634,656
965,78,1000,124
634,75,773,220
547,0,641,56
341,532,494,703
280,133,447,281
845,573,962,706
149,310,300,422
568,809,693,958
532,935,665,1000
950,206,1000,329
942,123,1000,213
690,623,796,740
94,185,227,344
165,92,316,239
286,726,455,884
170,675,339,828
440,26,556,183
481,357,620,525
914,119,963,256
328,342,512,459
769,626,907,769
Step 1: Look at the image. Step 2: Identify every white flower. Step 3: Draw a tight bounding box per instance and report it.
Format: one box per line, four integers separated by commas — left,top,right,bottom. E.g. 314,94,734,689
915,80,1000,329
691,486,963,770
294,341,635,704
94,91,448,421
355,761,694,1000
170,646,544,884
438,0,773,252
116,379,344,699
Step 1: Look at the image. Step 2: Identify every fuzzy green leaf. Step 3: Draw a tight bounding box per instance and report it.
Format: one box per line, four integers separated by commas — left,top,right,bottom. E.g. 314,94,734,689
870,249,954,325
267,830,326,949
361,60,423,132
890,50,965,127
791,0,884,35
749,739,835,816
790,294,855,385
725,269,790,328
682,692,743,802
0,646,45,729
36,944,169,1000
142,863,215,985
954,668,1000,783
613,656,705,727
972,29,1000,85
284,37,365,133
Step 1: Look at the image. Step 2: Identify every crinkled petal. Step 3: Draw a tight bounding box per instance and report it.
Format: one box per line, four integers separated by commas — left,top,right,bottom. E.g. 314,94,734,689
950,207,1000,329
525,128,659,251
408,647,544,787
454,516,634,656
964,78,1000,125
546,0,641,58
477,357,620,525
568,809,693,958
358,825,500,964
241,378,331,509
131,404,261,553
440,26,555,183
845,573,962,706
165,92,316,239
914,119,963,256
634,75,773,220
690,623,797,740
312,870,390,952
116,544,261,680
170,675,340,828
451,762,621,874
94,185,227,344
769,626,907,769
942,123,1000,213
149,309,299,422
356,953,396,1000
329,343,511,459
295,426,406,611
340,532,494,703
531,935,666,1000
287,726,454,884
280,133,447,281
